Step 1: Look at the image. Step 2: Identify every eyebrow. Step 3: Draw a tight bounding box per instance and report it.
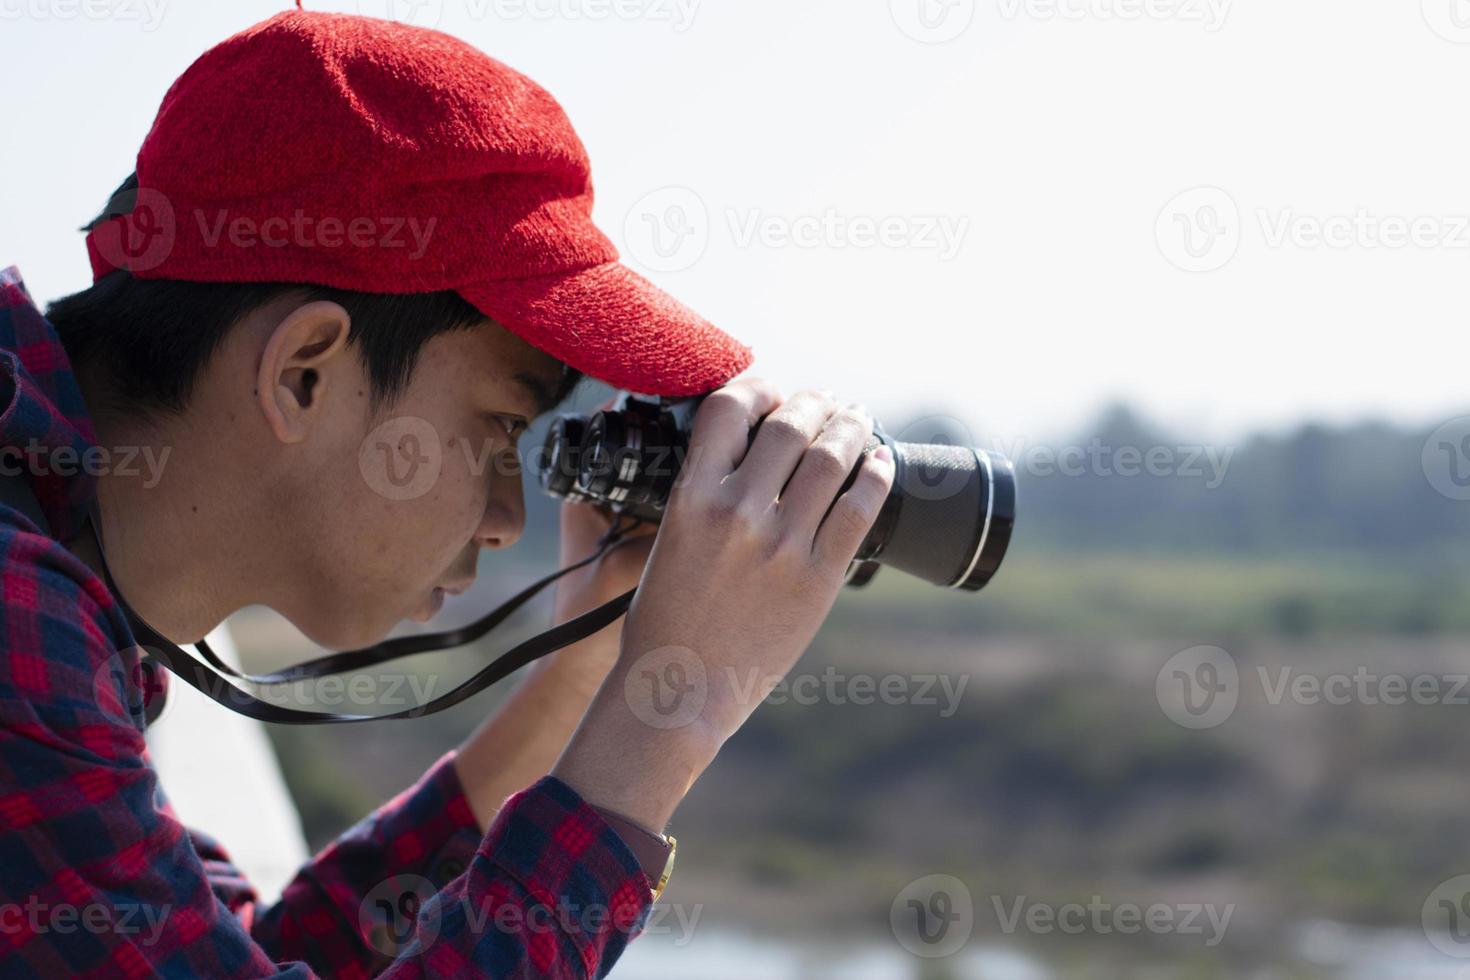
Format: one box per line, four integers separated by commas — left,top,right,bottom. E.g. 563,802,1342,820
511,370,565,418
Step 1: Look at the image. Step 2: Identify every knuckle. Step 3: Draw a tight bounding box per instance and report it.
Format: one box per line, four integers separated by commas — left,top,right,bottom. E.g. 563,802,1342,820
833,496,877,538
805,443,849,479
761,415,809,448
705,492,767,541
701,491,743,528
831,407,873,439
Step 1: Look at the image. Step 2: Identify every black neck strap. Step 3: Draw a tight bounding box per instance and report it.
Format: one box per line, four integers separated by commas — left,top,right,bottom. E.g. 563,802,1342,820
89,505,643,725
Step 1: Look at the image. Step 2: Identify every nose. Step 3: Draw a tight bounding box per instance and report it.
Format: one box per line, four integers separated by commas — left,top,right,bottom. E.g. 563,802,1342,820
476,470,525,551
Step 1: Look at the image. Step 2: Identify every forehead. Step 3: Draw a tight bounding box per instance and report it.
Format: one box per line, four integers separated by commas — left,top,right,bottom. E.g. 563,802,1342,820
457,317,569,414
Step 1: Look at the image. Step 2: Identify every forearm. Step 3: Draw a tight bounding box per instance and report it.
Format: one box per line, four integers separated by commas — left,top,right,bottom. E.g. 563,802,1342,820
551,649,725,834
453,620,623,830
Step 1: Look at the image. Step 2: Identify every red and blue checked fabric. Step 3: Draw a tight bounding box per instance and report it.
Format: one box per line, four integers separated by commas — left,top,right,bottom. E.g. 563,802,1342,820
0,266,652,977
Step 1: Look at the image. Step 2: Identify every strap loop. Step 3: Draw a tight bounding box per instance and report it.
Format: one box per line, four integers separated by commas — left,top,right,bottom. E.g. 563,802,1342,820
91,505,644,724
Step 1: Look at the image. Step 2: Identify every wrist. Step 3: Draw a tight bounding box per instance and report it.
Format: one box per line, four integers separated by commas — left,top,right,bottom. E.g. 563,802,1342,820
551,659,724,832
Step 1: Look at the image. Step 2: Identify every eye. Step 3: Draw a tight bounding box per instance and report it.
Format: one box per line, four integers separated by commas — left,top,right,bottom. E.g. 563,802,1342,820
491,415,529,442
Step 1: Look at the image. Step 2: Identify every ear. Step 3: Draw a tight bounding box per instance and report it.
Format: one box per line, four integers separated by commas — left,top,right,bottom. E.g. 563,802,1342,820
255,301,353,445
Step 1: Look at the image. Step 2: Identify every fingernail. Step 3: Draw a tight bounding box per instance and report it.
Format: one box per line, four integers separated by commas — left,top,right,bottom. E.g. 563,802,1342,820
873,445,893,463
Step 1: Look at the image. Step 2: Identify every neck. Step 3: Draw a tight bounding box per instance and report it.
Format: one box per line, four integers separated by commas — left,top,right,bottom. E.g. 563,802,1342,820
68,415,268,644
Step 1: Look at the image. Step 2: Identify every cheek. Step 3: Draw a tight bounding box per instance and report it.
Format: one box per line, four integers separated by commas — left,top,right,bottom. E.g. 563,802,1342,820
421,445,493,546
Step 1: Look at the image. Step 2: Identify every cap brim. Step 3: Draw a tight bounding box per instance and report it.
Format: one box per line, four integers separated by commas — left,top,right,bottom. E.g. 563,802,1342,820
458,261,752,397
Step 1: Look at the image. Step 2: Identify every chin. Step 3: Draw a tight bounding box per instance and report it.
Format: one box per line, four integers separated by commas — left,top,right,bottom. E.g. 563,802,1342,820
286,609,400,653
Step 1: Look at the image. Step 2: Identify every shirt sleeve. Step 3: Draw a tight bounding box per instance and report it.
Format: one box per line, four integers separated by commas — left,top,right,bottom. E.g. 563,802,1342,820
0,529,653,979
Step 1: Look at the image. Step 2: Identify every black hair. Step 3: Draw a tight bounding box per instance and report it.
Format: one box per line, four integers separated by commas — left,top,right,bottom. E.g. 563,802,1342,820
47,175,582,420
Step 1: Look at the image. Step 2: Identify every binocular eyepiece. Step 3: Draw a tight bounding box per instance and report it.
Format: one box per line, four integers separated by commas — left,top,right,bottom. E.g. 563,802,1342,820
538,393,1015,591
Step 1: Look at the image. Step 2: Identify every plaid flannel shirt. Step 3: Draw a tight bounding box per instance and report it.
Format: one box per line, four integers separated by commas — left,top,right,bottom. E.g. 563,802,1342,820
0,266,652,978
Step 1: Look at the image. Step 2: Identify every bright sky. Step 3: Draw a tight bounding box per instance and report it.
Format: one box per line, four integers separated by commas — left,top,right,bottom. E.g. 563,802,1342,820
2,0,1466,443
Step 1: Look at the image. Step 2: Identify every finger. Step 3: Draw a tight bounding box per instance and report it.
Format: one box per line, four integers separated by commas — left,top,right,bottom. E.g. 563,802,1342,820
679,378,782,490
812,446,895,569
777,404,874,544
726,389,839,506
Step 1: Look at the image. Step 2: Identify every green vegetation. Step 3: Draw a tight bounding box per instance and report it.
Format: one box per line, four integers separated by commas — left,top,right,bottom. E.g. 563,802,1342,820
242,406,1470,973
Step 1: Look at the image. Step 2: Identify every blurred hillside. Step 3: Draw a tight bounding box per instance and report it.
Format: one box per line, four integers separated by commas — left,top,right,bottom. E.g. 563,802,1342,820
229,399,1470,977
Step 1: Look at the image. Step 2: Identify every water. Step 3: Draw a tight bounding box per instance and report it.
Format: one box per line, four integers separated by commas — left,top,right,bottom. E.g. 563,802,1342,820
613,930,1049,980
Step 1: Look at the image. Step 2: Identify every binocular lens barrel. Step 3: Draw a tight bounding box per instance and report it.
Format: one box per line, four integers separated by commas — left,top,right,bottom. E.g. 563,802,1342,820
538,397,1015,592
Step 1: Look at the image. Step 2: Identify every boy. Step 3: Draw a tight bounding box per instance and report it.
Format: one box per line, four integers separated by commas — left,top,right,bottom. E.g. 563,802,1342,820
0,10,892,977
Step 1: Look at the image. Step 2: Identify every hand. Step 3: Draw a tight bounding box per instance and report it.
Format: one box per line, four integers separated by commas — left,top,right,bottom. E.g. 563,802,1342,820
552,378,895,829
551,499,657,624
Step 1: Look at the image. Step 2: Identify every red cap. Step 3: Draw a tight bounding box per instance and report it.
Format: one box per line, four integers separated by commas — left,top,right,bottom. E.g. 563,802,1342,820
84,10,751,397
